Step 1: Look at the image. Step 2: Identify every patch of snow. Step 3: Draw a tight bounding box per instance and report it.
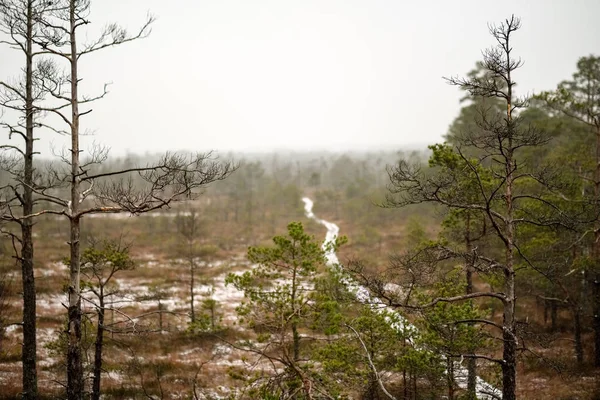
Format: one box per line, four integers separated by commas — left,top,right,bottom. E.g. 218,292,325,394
212,344,232,356
5,324,19,334
36,294,64,313
39,261,64,277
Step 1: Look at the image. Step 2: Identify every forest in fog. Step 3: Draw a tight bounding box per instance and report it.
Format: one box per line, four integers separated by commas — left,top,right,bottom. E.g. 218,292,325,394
1,1,600,399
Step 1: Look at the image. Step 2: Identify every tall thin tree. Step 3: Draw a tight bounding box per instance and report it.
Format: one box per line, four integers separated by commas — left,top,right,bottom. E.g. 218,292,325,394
379,16,569,399
23,1,234,398
0,1,57,397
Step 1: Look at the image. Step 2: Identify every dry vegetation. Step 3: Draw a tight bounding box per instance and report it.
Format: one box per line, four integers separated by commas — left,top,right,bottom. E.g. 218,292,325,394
0,171,597,398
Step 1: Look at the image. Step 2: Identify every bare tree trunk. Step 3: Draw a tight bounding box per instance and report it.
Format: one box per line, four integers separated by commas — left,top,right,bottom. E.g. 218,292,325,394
67,1,83,398
502,258,517,400
291,264,300,362
501,327,517,400
447,357,454,400
593,280,600,367
92,293,105,400
464,215,476,399
21,1,38,397
594,125,600,367
573,304,584,365
502,80,517,400
571,246,585,365
190,252,195,323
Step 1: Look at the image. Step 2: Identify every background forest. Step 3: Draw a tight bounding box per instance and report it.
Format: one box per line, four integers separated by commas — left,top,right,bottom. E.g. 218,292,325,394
1,2,599,400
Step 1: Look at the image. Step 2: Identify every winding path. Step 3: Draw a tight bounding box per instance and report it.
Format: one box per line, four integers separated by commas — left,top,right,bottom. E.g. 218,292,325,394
302,197,501,400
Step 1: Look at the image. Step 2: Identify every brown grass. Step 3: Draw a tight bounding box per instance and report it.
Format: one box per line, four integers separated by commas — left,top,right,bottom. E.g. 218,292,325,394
0,192,598,399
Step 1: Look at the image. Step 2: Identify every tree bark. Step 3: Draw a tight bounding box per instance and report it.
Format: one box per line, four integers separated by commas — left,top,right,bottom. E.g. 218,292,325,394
190,250,195,323
291,264,300,362
447,357,455,400
501,326,517,400
92,293,105,400
21,1,38,398
464,215,477,399
501,59,517,400
573,304,584,365
594,125,600,367
67,1,83,398
593,280,600,367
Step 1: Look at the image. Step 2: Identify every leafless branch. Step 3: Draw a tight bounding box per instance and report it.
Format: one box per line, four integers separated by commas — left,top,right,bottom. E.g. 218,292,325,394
346,324,397,400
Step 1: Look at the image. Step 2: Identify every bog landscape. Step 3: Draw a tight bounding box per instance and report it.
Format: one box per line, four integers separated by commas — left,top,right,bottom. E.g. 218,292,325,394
1,1,599,399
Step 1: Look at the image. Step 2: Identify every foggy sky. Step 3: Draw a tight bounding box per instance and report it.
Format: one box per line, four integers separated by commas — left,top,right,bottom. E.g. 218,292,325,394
1,0,599,157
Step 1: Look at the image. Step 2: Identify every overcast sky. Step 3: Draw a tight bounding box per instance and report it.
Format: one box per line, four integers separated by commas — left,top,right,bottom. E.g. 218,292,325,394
1,0,599,157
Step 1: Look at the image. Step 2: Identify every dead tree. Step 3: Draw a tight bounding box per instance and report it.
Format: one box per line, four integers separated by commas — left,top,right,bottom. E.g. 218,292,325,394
18,1,235,398
0,1,61,397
